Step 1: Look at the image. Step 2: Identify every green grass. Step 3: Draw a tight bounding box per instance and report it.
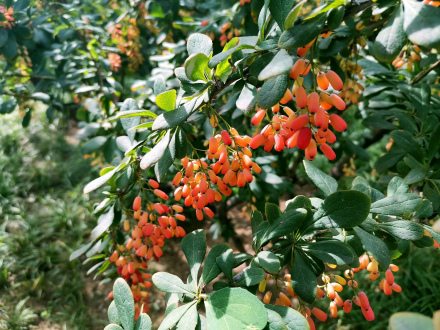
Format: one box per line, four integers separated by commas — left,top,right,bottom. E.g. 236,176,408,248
0,111,107,329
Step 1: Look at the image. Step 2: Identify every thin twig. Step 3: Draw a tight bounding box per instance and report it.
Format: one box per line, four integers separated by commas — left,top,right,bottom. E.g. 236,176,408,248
410,59,440,86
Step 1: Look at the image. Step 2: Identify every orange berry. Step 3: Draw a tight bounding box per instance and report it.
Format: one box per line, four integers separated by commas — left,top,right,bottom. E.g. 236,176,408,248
133,196,142,211
329,94,346,111
153,245,163,258
297,127,312,150
201,20,209,26
307,92,320,113
316,287,325,298
385,269,394,285
325,129,336,143
358,291,370,309
290,59,306,79
305,139,317,161
383,280,392,295
290,114,309,131
330,114,347,132
326,70,343,91
362,307,375,321
317,72,329,90
330,301,338,318
279,292,291,307
136,245,148,257
148,179,159,188
343,300,352,313
249,134,266,149
124,220,130,231
295,87,308,108
185,162,194,177
263,291,272,304
306,317,315,330
389,264,399,272
391,283,402,293
221,130,232,145
274,134,285,152
353,296,361,306
154,189,168,200
320,143,336,160
327,283,336,300
280,89,293,104
109,250,119,262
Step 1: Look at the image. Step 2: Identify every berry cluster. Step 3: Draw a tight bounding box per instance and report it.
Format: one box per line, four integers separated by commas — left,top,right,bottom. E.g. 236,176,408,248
421,0,440,6
392,45,421,70
0,6,14,29
108,193,187,318
108,53,122,72
250,63,347,161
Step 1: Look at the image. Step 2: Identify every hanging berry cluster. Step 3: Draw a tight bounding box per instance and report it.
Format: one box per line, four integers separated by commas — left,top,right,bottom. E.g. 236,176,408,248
250,54,348,161
392,45,421,70
0,6,14,29
257,254,406,329
108,192,187,319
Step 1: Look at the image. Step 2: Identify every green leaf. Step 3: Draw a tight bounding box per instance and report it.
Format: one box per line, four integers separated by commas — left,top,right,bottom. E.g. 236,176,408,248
256,251,280,274
404,168,425,184
92,205,115,239
428,124,440,162
379,221,424,240
176,302,198,330
359,217,380,232
154,146,174,182
291,250,316,304
257,73,289,109
284,0,306,30
414,200,433,218
70,241,94,261
236,266,266,287
233,253,253,268
204,288,268,330
113,278,135,330
236,83,258,114
303,160,337,197
391,130,423,160
327,6,345,30
265,308,287,330
209,37,258,68
370,193,422,216
169,127,187,160
285,196,312,212
158,302,197,330
32,92,50,102
152,97,203,131
389,312,434,330
264,305,310,330
140,130,171,170
307,191,371,231
156,90,177,111
154,75,166,96
185,53,209,81
104,325,124,330
201,244,229,285
14,0,30,11
279,13,327,49
422,225,440,243
187,33,213,57
403,0,440,49
269,0,294,31
152,272,195,295
373,5,406,62
261,208,307,245
251,210,264,237
108,301,120,325
265,203,281,224
216,249,234,283
181,229,206,287
353,227,391,269
83,166,120,194
114,110,158,119
120,99,140,143
387,176,409,196
135,314,152,330
0,28,8,48
82,136,107,154
258,50,293,81
302,240,355,265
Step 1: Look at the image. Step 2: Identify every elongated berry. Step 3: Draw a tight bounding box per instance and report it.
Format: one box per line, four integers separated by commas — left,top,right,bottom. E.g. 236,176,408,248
250,134,266,149
280,89,293,104
308,92,320,113
295,86,308,108
358,291,370,309
259,280,267,292
251,109,265,126
330,114,347,132
279,292,291,307
290,59,306,79
362,307,375,321
263,291,272,304
305,139,317,160
133,196,142,211
154,189,168,200
326,70,343,91
297,127,312,150
385,269,394,285
221,130,232,145
274,134,285,152
290,114,309,131
330,301,338,318
312,307,327,321
343,300,352,313
329,94,346,111
320,143,336,160
317,72,329,90
391,282,402,292
306,317,315,330
148,179,159,188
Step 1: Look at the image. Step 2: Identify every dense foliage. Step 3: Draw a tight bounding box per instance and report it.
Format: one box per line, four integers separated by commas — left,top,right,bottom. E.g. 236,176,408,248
1,0,440,329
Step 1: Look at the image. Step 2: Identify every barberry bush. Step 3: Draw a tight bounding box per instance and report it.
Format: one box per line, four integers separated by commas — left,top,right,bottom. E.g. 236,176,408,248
1,0,440,328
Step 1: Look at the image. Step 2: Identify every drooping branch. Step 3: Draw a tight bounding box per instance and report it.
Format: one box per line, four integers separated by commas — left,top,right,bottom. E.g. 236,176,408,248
410,59,440,86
